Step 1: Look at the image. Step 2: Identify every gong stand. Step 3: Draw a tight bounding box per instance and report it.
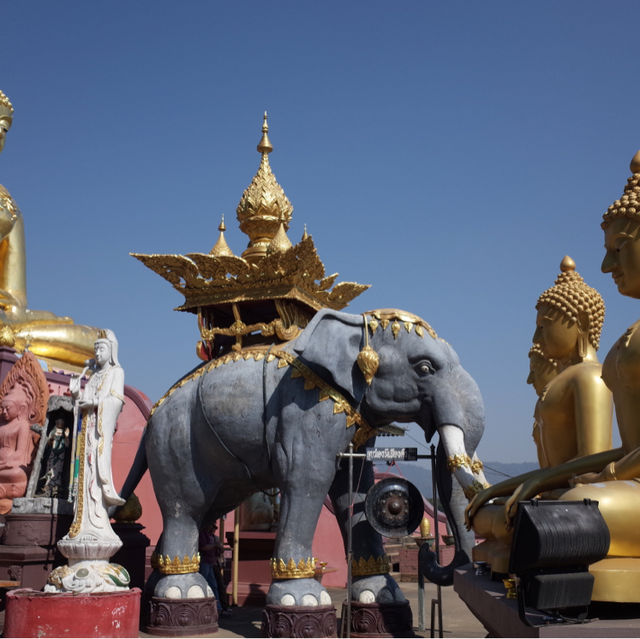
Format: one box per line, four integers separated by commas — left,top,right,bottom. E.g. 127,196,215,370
336,442,365,638
337,443,444,638
426,444,443,639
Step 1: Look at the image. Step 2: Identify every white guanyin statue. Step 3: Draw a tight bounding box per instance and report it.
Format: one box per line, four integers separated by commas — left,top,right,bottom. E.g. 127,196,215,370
46,329,129,593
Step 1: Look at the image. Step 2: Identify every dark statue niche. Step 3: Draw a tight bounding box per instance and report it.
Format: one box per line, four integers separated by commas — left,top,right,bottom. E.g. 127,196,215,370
0,396,75,591
28,396,74,502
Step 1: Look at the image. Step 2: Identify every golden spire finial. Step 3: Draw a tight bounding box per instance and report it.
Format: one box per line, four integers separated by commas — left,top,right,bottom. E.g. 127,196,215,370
210,215,234,257
631,150,640,175
0,90,14,120
560,255,575,273
257,111,273,155
301,225,309,241
267,222,293,255
237,113,293,263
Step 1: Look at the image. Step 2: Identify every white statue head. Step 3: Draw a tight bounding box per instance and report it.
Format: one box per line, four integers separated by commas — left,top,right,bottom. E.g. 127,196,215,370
94,329,119,367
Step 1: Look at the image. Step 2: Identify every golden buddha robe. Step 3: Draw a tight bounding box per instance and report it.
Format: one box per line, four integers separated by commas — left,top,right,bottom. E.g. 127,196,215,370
561,320,640,558
534,360,612,468
471,359,613,572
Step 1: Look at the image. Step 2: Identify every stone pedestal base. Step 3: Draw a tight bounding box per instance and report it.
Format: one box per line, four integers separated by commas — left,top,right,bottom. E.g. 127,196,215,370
143,594,218,636
262,603,337,638
3,509,73,546
0,510,72,590
341,600,413,638
3,587,141,638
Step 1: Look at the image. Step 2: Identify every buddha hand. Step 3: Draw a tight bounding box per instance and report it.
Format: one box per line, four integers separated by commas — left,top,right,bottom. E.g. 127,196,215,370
464,486,494,529
503,483,526,528
0,289,24,315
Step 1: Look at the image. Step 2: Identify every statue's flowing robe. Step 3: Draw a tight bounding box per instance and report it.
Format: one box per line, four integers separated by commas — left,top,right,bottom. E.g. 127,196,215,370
69,365,124,540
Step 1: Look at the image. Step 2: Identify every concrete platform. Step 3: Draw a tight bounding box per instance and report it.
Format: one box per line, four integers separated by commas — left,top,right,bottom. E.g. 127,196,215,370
454,565,640,637
187,581,486,638
0,579,485,637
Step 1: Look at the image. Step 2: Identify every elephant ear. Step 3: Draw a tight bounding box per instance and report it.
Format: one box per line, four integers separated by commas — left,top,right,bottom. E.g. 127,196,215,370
294,309,366,402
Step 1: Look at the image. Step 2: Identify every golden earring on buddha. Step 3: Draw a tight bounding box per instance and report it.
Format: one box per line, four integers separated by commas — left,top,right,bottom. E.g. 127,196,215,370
577,330,588,360
357,314,379,385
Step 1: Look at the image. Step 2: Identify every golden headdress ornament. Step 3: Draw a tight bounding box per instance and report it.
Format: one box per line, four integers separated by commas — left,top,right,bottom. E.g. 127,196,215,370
602,150,640,229
536,256,605,350
0,90,14,122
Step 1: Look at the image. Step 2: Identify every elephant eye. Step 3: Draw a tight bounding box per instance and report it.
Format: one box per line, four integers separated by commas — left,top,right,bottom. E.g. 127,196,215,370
416,360,435,376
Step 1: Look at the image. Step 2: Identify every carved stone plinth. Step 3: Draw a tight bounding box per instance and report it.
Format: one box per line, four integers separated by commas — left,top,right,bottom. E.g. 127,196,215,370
0,510,72,590
3,510,72,547
341,600,414,638
143,595,218,636
262,603,337,638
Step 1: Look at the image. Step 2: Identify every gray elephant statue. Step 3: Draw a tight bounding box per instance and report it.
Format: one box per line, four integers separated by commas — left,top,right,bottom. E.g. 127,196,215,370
120,307,486,606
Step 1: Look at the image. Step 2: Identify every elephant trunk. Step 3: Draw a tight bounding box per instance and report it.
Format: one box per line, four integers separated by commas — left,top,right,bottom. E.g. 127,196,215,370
418,442,472,586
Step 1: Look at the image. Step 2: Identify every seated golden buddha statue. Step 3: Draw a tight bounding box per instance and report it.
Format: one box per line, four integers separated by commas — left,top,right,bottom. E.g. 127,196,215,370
0,90,98,368
467,257,613,573
478,151,640,602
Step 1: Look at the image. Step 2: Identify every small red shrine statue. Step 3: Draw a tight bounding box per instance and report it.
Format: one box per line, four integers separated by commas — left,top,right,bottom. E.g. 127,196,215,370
0,350,49,513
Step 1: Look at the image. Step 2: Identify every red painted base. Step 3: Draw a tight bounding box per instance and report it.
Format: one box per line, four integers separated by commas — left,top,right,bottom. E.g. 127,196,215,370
3,587,141,638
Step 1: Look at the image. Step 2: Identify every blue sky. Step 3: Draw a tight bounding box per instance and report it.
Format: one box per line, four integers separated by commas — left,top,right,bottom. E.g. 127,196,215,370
3,2,640,462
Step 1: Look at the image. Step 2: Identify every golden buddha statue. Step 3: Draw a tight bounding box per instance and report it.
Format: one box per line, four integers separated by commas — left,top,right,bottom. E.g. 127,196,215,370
0,90,98,369
467,257,613,573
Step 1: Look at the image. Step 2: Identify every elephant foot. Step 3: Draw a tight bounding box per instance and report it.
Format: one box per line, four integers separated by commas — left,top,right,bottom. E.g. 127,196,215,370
267,578,332,607
145,571,213,600
351,574,407,604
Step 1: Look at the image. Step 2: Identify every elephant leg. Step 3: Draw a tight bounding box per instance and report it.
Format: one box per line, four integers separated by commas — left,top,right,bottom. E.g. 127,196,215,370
147,433,214,599
147,511,212,600
329,453,406,604
267,448,336,607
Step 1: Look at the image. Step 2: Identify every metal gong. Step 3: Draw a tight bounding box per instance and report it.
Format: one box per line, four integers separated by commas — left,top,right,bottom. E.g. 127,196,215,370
364,477,424,538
